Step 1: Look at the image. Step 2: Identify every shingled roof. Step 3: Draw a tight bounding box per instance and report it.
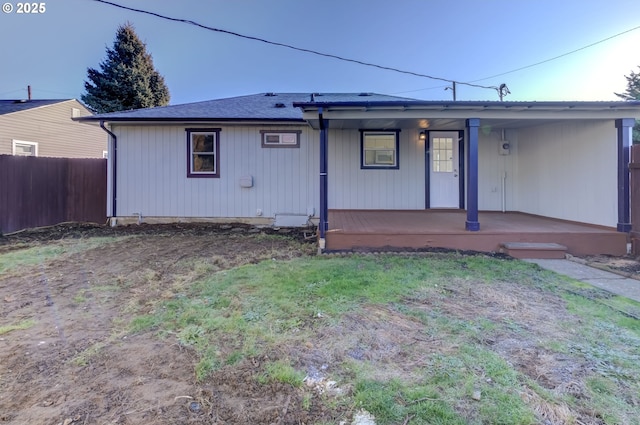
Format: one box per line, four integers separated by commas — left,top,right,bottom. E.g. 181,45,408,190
0,99,73,115
76,93,418,122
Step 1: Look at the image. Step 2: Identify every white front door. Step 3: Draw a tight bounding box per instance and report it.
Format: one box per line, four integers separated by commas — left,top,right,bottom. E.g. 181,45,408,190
429,131,460,208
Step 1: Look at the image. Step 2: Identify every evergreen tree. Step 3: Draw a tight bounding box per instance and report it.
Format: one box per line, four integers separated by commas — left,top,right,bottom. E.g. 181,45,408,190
615,66,640,143
82,23,170,113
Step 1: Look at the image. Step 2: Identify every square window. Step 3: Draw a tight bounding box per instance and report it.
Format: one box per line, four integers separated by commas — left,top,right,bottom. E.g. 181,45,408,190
186,128,220,178
360,130,400,169
260,130,301,148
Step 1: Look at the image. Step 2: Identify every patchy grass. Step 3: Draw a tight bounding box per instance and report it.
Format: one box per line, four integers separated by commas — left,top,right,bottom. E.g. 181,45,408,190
3,226,640,425
128,253,640,424
0,319,36,335
0,236,123,275
258,360,306,387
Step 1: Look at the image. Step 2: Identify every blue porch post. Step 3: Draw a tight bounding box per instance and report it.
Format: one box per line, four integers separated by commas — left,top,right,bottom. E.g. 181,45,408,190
616,118,633,232
465,118,480,231
319,109,329,247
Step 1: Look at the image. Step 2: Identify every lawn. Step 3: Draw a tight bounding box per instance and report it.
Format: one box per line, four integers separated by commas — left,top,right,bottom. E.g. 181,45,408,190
1,224,639,425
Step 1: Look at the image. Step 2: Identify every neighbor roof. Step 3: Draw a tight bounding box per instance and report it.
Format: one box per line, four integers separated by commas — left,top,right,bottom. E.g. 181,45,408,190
76,93,419,122
0,99,74,115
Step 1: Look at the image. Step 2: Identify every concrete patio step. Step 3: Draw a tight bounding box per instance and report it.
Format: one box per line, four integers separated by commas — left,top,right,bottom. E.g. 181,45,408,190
501,242,568,259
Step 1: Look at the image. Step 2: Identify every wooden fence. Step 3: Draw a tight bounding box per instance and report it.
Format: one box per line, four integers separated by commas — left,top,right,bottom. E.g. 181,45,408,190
0,155,107,234
630,145,640,254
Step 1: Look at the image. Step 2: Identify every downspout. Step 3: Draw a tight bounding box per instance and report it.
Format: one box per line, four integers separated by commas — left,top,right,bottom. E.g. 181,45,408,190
99,121,117,223
318,108,328,251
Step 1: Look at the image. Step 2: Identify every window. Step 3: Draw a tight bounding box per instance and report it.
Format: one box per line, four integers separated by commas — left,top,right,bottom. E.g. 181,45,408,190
186,128,220,178
12,140,38,156
260,130,301,148
432,136,454,172
360,130,400,169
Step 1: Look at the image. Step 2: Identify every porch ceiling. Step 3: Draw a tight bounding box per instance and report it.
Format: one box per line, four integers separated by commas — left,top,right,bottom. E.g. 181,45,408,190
300,100,640,130
305,117,569,130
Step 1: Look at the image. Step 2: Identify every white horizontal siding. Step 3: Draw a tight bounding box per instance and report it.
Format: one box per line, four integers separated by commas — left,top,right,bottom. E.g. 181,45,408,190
514,120,617,227
112,125,318,219
328,128,426,209
0,100,106,158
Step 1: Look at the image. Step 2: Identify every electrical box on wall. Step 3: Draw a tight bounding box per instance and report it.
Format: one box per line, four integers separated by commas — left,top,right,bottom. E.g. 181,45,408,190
239,175,253,188
499,141,511,155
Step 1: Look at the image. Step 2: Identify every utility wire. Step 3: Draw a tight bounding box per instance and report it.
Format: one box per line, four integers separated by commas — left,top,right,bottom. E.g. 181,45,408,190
397,24,640,94
91,0,499,92
469,24,640,83
0,89,26,97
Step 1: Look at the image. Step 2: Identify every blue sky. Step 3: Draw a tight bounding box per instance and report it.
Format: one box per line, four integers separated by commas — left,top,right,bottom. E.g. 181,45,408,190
1,0,639,105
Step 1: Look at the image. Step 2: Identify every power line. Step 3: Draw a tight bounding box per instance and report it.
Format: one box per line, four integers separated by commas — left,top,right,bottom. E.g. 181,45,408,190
91,0,500,93
396,23,640,94
0,89,26,97
469,24,640,83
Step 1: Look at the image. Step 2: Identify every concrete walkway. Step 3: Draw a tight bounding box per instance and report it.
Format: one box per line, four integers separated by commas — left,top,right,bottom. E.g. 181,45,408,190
526,259,640,303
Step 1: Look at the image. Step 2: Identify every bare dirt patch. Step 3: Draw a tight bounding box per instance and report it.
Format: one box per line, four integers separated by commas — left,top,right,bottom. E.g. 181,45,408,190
1,224,638,424
1,223,324,425
580,254,640,279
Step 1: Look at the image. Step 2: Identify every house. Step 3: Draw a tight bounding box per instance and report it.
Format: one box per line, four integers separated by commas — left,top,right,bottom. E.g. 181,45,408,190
0,99,107,158
77,93,640,256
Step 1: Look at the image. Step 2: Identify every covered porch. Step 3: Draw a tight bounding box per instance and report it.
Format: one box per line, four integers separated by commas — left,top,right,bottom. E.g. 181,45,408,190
326,210,627,256
291,98,640,256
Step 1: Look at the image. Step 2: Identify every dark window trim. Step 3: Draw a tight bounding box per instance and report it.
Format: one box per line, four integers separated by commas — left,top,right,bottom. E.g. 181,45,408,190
359,129,400,170
186,128,221,178
260,130,301,148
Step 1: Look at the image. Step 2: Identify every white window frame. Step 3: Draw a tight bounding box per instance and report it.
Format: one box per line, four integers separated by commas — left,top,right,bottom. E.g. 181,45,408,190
12,140,38,156
260,130,301,148
360,130,400,169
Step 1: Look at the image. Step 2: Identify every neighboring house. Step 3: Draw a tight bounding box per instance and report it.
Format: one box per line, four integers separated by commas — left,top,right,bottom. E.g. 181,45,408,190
77,93,640,256
0,99,107,158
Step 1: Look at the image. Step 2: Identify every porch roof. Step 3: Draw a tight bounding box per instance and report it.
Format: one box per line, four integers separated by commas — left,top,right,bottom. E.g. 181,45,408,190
293,100,640,130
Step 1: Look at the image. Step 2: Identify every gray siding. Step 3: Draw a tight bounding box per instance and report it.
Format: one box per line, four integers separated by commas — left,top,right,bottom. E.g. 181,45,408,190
112,125,319,219
477,130,517,211
328,128,426,209
108,120,619,228
514,120,617,227
0,100,106,158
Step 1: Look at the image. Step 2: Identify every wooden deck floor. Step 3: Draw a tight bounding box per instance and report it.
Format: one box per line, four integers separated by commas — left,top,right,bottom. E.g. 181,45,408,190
325,210,627,256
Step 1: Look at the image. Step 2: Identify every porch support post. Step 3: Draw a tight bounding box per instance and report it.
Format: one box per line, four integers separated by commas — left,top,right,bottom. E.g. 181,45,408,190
465,118,480,231
319,108,329,247
616,118,633,232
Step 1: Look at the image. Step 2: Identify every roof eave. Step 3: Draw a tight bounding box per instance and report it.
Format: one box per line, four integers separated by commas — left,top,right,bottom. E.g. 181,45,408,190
293,100,640,111
76,117,306,123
